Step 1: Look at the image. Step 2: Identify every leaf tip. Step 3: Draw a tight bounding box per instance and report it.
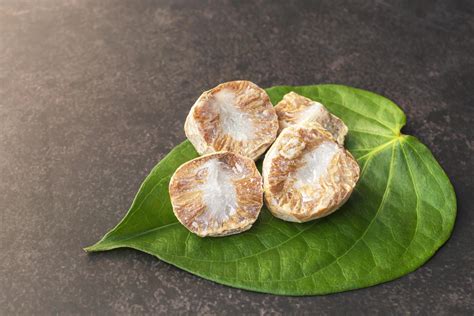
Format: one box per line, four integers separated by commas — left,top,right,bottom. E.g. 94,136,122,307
83,240,112,253
83,244,99,253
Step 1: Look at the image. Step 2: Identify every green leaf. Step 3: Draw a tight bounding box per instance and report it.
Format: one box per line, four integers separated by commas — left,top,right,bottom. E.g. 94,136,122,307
85,84,456,295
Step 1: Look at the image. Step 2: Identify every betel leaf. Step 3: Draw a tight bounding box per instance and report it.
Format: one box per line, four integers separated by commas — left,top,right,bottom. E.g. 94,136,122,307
85,85,456,295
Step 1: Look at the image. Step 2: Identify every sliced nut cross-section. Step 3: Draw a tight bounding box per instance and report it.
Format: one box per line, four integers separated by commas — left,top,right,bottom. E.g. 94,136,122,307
185,80,279,160
275,92,348,144
262,124,360,223
169,152,263,237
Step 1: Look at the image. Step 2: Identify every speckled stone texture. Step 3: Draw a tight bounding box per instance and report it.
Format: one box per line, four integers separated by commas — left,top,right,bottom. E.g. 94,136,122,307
1,0,473,314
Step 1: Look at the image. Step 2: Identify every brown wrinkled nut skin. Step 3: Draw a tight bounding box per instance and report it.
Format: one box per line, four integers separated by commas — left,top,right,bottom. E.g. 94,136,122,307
169,152,263,237
185,80,279,160
274,91,348,145
262,124,360,222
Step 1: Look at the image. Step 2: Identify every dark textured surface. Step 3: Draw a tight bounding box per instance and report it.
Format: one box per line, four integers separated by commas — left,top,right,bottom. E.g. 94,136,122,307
1,0,473,314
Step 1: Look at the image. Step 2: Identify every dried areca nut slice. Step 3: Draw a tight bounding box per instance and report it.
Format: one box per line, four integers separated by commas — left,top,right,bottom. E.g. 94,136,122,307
262,124,360,223
185,80,278,160
169,151,263,237
274,91,348,144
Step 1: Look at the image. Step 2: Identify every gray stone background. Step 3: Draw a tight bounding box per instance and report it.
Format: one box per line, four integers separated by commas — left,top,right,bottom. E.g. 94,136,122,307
1,0,473,314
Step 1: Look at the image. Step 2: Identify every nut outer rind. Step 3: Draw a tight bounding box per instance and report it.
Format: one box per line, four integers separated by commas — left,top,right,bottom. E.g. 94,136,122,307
262,124,360,223
184,80,279,160
169,151,263,237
